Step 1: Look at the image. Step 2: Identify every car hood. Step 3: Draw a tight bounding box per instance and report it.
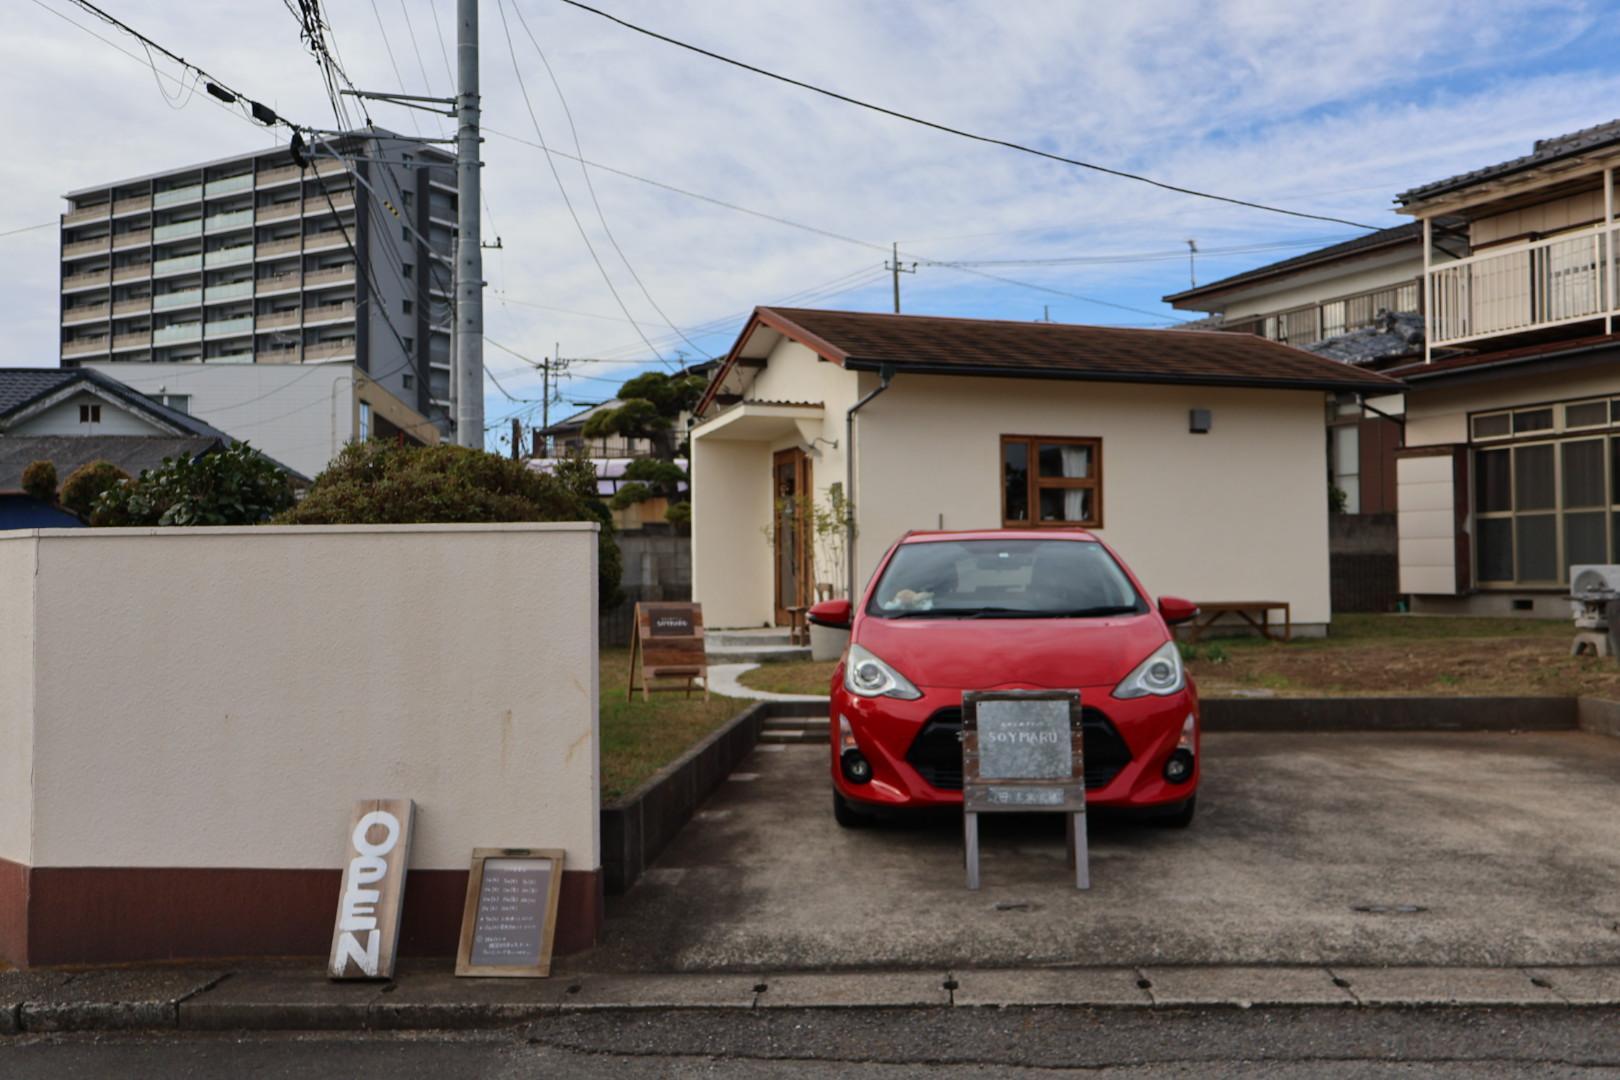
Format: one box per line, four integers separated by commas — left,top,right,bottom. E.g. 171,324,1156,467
854,612,1168,691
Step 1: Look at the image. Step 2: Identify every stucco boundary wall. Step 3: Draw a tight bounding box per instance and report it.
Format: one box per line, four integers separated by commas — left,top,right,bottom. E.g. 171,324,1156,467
0,524,600,969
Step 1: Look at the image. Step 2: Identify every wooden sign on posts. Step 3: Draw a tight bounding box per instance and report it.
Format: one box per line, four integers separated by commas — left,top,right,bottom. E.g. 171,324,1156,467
455,848,566,978
627,601,708,701
328,798,415,980
961,690,1088,891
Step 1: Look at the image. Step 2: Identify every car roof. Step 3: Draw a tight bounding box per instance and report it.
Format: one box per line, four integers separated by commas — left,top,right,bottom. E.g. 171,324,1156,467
899,528,1099,544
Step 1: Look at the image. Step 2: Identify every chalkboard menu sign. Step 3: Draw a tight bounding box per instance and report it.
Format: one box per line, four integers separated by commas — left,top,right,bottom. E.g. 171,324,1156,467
628,602,708,701
455,848,565,978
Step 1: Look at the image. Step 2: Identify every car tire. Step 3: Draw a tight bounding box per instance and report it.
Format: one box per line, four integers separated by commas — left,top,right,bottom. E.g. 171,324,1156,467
833,790,873,828
1158,795,1197,829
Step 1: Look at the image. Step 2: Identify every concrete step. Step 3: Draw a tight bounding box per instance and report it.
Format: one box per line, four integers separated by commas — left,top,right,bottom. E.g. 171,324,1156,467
706,644,812,664
709,629,799,648
759,728,828,744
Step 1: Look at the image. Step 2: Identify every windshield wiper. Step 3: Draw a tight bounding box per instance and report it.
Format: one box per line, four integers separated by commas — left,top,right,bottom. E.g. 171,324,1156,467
963,605,1140,619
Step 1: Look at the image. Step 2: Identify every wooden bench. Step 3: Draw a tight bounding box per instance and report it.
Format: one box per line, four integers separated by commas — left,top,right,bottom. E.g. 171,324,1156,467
1189,601,1291,643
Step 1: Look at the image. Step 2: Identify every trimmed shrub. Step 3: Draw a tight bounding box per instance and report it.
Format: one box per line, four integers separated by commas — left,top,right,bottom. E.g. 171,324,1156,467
60,460,129,519
279,441,622,607
92,444,290,526
20,460,58,504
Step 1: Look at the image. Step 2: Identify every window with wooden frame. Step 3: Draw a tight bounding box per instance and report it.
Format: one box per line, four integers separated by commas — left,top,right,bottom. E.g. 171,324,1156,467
1001,435,1102,528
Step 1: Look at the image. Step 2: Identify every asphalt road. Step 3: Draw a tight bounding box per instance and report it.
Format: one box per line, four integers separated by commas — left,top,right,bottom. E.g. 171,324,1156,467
4,1006,1619,1077
586,733,1620,973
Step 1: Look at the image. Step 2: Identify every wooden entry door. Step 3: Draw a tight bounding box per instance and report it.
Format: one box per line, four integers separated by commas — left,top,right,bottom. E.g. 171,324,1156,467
772,448,812,626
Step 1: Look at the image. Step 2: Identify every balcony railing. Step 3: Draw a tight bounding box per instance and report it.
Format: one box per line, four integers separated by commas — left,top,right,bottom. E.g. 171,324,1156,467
257,165,302,187
62,270,110,292
112,298,151,316
255,202,301,223
153,185,202,209
62,304,109,325
205,280,255,304
112,196,152,217
204,316,254,339
205,246,254,269
256,271,301,294
303,265,354,288
256,309,301,330
303,302,356,325
153,289,202,311
1222,280,1421,348
303,339,356,361
153,219,203,242
63,236,110,259
111,230,152,251
152,253,202,277
256,347,302,364
112,331,151,351
205,174,253,198
63,204,109,225
1428,221,1620,347
153,323,203,345
256,237,302,257
62,337,109,357
205,209,254,234
112,264,151,283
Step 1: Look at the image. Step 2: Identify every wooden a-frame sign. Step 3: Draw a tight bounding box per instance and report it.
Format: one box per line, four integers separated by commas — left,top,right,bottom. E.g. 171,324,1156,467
627,601,708,701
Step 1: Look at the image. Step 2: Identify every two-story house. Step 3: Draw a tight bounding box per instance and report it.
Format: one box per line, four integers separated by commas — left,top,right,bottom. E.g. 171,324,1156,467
1390,119,1620,615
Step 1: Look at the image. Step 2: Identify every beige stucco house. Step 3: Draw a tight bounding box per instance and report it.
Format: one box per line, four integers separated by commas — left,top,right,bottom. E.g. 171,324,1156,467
689,307,1399,633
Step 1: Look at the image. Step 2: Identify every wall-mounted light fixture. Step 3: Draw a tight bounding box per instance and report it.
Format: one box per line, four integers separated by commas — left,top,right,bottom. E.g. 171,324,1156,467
1189,408,1212,434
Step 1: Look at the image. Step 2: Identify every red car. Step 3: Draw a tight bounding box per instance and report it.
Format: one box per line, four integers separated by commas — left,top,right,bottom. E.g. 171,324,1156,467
809,530,1201,829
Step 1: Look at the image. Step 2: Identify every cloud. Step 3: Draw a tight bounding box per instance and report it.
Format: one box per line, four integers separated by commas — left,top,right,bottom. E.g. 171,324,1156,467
4,0,1614,438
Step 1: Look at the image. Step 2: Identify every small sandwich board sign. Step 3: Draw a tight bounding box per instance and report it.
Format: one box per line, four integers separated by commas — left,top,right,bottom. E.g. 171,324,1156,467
455,848,566,978
961,690,1088,891
627,601,708,701
328,798,415,980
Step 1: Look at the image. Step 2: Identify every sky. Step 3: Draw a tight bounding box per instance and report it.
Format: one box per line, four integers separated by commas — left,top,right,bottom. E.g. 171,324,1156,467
5,0,1620,449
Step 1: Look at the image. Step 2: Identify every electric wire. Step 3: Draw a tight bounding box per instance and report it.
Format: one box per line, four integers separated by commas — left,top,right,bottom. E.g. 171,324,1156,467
553,0,1381,231
367,0,423,136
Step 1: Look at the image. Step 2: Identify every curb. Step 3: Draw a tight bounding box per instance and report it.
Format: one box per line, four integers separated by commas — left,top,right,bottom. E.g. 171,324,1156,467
4,966,1617,1035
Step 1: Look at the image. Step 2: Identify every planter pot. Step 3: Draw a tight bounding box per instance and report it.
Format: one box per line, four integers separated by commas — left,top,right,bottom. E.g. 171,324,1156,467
810,622,849,662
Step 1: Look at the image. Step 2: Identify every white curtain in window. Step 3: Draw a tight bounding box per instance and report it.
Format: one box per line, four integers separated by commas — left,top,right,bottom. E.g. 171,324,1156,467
1064,490,1087,521
1059,445,1089,478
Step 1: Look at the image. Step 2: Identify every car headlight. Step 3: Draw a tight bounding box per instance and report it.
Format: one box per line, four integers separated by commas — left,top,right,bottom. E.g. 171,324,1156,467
1113,640,1185,699
843,643,922,700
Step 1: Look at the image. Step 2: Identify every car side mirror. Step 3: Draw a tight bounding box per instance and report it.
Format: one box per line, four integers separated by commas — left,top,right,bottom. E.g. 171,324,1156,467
808,598,853,630
1158,596,1199,626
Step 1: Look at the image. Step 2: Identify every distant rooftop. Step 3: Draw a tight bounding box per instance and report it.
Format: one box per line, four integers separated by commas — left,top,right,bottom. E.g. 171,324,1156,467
1163,224,1420,305
1397,118,1620,205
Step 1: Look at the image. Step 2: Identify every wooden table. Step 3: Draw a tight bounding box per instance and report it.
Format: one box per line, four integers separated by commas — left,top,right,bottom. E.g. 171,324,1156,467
1189,601,1292,642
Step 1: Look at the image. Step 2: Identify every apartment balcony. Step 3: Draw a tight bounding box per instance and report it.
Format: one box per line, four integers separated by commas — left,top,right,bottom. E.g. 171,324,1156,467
303,231,348,253
205,280,255,304
255,202,301,223
112,264,151,284
209,350,255,364
152,253,202,278
62,270,110,293
303,191,356,217
205,174,253,199
63,203,109,226
153,288,202,311
256,237,302,258
112,196,152,218
312,160,349,178
153,323,203,346
62,337,109,357
204,209,254,234
153,219,203,243
204,245,254,269
256,271,301,296
62,303,109,326
63,236,110,260
112,331,152,352
303,339,356,361
153,184,202,209
1427,222,1620,347
303,265,354,288
303,302,356,327
258,164,301,187
111,230,152,251
112,298,151,317
256,309,301,330
256,347,303,364
204,316,254,340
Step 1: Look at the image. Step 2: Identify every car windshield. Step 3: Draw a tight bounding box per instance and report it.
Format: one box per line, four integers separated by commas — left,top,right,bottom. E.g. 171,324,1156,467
865,538,1146,619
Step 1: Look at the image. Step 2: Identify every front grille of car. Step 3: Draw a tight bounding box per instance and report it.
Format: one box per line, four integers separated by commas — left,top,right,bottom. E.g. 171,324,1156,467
904,706,1133,792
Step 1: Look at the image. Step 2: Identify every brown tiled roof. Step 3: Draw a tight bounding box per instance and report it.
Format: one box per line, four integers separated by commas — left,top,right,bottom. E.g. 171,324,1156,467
1386,332,1620,381
740,307,1401,394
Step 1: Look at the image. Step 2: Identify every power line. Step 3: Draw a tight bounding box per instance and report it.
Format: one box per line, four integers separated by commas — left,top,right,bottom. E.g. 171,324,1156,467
367,0,422,136
555,0,1382,231
0,221,56,239
494,0,676,371
509,0,706,359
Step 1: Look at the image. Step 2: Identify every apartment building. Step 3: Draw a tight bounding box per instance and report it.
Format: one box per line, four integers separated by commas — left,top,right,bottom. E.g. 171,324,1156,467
57,130,457,458
1389,119,1620,614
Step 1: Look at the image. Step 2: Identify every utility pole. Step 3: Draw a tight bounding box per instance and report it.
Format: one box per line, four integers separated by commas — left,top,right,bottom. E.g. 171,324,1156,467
454,0,484,448
510,416,522,461
885,242,916,314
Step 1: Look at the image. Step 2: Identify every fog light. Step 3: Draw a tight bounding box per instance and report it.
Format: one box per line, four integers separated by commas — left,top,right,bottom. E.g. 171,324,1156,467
1163,748,1194,784
841,750,873,784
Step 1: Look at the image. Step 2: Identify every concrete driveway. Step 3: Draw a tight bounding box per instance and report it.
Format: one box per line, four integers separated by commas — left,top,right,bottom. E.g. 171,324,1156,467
583,731,1620,972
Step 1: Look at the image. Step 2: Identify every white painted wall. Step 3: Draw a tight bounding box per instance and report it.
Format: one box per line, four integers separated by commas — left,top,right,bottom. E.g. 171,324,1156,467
1405,366,1620,448
9,390,169,437
0,537,36,866
82,362,361,478
854,375,1334,623
1,524,600,872
1396,454,1458,595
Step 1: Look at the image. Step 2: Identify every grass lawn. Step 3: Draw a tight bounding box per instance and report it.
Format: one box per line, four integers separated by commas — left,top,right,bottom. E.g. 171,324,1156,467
599,648,746,802
732,614,1620,699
